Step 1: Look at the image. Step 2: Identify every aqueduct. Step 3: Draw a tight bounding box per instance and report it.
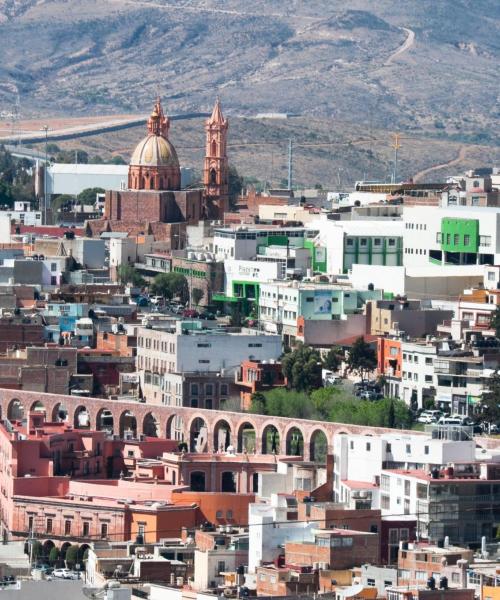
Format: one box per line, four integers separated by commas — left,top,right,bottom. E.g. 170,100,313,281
1,389,498,461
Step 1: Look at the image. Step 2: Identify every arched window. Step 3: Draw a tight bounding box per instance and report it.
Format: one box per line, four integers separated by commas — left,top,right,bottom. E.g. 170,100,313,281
210,168,217,185
211,140,217,156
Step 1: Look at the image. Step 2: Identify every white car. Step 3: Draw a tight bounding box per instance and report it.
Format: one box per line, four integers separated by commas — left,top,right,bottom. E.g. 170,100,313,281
417,410,441,424
52,568,72,579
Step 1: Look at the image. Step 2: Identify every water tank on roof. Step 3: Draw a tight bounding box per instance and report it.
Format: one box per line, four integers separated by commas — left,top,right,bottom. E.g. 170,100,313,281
188,252,196,260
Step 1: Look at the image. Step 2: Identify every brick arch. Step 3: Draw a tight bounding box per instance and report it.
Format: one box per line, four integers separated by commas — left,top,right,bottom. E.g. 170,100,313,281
260,420,284,455
283,423,306,457
143,412,160,437
74,405,90,429
52,401,69,423
118,409,137,438
7,397,25,421
29,399,46,413
96,407,114,434
213,418,232,452
307,427,331,463
235,418,259,453
187,413,209,452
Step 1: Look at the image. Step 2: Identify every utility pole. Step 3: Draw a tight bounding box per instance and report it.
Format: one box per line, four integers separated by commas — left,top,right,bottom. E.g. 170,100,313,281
40,125,49,225
287,139,293,191
391,133,401,184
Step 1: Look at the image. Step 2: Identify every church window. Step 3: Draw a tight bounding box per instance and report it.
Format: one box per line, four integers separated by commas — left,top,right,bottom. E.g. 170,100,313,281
211,140,217,155
210,168,217,185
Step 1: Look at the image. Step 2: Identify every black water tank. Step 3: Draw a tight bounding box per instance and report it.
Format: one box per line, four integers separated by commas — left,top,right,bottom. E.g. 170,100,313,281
439,576,448,590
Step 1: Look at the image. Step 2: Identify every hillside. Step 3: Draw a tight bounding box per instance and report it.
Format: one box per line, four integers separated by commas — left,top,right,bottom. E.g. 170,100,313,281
0,0,499,147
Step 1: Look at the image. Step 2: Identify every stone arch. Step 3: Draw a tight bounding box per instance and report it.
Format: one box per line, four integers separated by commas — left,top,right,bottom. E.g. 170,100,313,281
188,416,208,452
7,398,24,421
78,543,91,561
60,541,71,559
261,423,280,454
190,471,206,492
96,408,114,434
213,418,232,452
143,412,159,438
166,414,184,443
285,425,304,457
309,428,329,463
119,410,137,439
52,402,68,423
42,539,55,559
74,405,90,429
30,400,46,414
236,420,257,453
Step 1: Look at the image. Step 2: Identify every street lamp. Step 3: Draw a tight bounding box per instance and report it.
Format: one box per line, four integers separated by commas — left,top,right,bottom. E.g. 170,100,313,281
40,125,49,225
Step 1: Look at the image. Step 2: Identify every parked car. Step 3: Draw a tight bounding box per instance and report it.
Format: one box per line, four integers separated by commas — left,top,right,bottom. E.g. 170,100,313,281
182,309,199,318
437,416,463,426
417,410,442,424
200,311,216,320
52,568,72,579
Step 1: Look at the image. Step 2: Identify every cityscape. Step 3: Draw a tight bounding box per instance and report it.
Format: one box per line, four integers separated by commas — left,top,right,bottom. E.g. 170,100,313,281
0,2,499,600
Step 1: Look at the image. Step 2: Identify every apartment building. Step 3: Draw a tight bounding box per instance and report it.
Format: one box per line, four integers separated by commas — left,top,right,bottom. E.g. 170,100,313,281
136,320,281,404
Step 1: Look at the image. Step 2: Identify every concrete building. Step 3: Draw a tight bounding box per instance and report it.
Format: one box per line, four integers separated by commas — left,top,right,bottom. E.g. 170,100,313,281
136,320,281,404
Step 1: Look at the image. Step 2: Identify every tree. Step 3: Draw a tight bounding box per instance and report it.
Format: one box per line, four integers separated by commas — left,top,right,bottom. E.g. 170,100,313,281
323,347,342,372
490,306,500,339
117,264,146,287
191,287,204,307
480,370,500,425
281,344,322,392
347,337,377,379
228,165,244,207
151,273,189,303
77,187,105,205
30,540,42,561
65,545,79,568
48,546,60,565
250,392,266,414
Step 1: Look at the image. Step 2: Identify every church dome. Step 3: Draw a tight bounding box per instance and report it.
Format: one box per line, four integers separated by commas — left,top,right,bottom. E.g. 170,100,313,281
130,134,180,168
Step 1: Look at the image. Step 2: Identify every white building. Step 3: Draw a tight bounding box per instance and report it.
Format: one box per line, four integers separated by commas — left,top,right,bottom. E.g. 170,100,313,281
401,340,439,409
136,320,282,403
247,494,315,575
333,431,476,507
313,218,404,275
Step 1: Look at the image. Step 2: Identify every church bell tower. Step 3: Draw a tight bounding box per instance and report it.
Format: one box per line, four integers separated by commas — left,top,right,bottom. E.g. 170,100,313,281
203,98,229,219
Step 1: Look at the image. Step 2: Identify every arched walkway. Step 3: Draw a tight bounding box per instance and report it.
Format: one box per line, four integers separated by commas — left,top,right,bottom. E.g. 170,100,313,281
213,419,232,452
30,400,46,414
309,429,329,463
7,398,24,421
119,410,137,439
74,405,90,429
189,417,208,452
42,540,55,559
285,426,304,457
96,408,114,433
237,421,257,453
52,402,68,423
166,414,184,443
143,412,159,438
261,424,280,454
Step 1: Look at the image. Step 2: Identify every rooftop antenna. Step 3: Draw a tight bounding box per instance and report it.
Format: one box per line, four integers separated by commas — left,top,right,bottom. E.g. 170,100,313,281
287,138,293,191
391,133,401,184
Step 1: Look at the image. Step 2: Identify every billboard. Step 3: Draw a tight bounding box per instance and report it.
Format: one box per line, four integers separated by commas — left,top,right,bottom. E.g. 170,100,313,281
313,290,332,315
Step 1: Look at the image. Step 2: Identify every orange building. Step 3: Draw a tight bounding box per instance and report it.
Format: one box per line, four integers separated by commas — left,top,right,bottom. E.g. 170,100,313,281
377,337,402,378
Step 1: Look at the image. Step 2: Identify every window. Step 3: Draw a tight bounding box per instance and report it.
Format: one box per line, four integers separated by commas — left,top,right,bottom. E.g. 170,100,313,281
381,495,390,509
190,384,199,396
50,262,57,272
381,475,390,492
83,521,90,537
416,571,427,581
65,520,71,535
388,238,396,246
373,238,381,246
28,516,33,532
436,232,442,243
366,442,371,451
406,444,411,453
346,238,354,247
226,510,233,519
199,359,210,364
464,234,470,246
220,384,228,396
386,442,392,453
454,234,460,245
360,238,367,246
46,518,52,533
197,343,211,348
216,510,223,519
350,441,354,450
425,357,433,365
480,235,491,247
217,561,226,574
101,523,108,539
425,375,433,383
205,384,213,396
404,480,411,496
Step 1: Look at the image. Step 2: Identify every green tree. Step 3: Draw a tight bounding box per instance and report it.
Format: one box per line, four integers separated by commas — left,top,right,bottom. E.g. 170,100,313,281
347,337,377,379
250,392,267,414
481,370,500,425
490,306,500,338
281,344,322,392
51,194,76,212
117,264,146,287
77,187,105,205
191,287,204,307
228,165,244,207
48,546,60,565
30,540,42,561
151,273,189,303
322,347,342,373
109,155,127,165
65,545,79,568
